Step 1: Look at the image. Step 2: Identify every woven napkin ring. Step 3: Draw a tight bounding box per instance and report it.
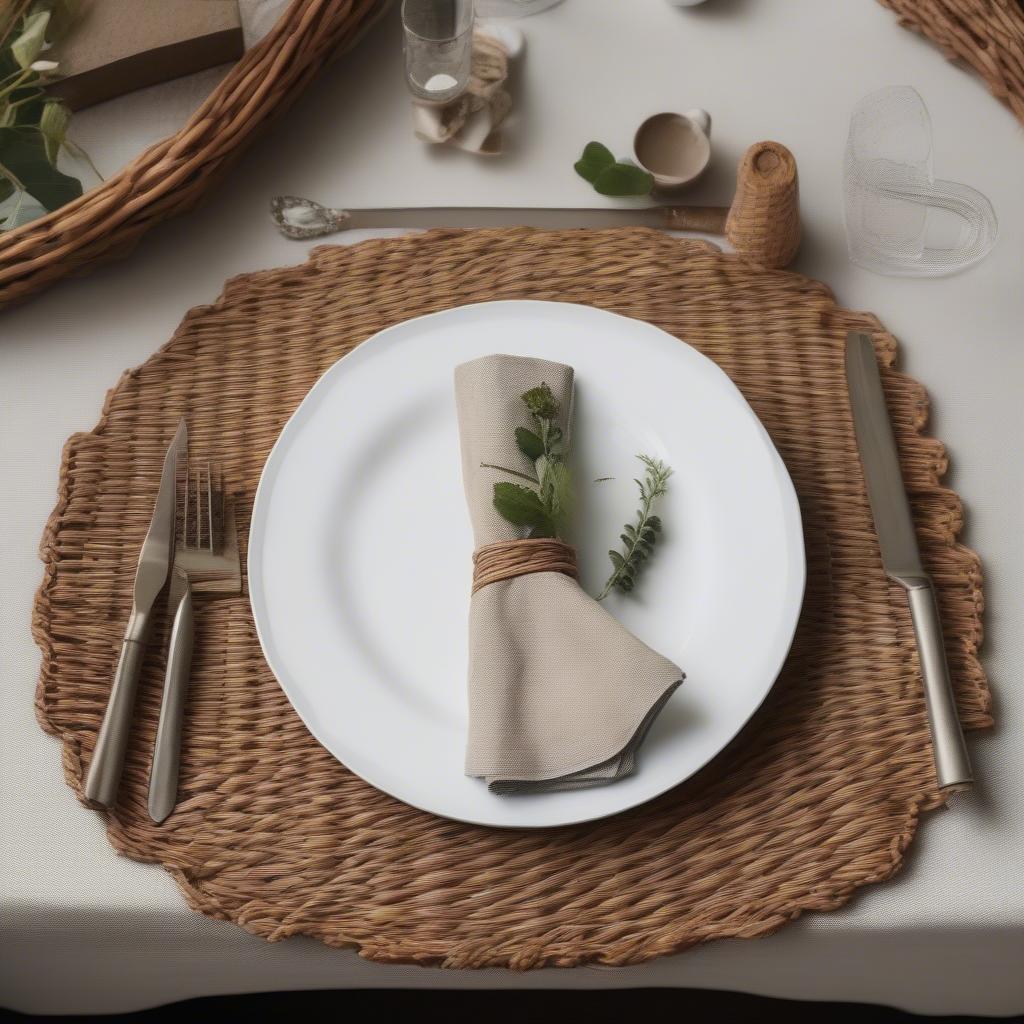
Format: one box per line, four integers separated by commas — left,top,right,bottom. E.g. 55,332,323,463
471,538,578,594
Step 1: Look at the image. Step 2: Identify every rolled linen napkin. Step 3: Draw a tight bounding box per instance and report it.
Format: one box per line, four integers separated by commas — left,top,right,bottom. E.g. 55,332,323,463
455,354,684,793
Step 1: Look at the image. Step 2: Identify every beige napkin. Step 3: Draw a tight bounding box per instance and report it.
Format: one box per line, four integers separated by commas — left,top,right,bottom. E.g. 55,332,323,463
455,354,683,793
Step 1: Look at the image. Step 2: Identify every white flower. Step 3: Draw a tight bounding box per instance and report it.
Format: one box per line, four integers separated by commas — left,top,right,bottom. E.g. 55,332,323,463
31,59,59,72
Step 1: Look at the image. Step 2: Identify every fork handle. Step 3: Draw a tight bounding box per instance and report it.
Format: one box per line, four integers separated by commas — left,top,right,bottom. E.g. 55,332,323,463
148,582,194,823
84,607,150,808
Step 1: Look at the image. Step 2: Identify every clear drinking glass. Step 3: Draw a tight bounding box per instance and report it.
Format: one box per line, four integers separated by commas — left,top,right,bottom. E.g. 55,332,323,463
402,0,475,104
843,86,997,277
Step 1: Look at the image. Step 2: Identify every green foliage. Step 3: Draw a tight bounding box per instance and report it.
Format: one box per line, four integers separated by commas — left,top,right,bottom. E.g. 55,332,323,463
492,482,554,537
573,141,614,184
489,381,574,540
0,1,90,231
597,454,672,600
514,426,544,461
574,140,654,198
521,383,559,420
592,162,654,197
0,126,81,210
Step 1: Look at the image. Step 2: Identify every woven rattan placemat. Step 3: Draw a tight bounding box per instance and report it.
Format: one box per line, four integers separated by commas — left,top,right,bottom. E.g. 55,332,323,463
33,229,991,968
878,0,1024,125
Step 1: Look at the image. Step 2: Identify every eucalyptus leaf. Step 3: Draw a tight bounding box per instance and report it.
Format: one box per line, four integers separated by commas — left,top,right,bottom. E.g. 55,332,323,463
574,140,615,184
0,126,81,210
593,162,654,197
38,98,67,163
11,10,49,69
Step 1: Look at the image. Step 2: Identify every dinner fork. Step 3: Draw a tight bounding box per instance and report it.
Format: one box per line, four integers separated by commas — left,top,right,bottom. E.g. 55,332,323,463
148,462,241,824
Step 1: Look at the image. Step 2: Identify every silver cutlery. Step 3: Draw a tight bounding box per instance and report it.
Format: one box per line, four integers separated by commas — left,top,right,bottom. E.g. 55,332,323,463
270,196,732,239
85,420,188,808
148,462,241,823
845,331,972,792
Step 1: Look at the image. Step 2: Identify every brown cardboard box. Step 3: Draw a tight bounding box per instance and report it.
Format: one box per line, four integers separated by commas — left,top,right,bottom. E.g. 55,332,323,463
47,0,243,110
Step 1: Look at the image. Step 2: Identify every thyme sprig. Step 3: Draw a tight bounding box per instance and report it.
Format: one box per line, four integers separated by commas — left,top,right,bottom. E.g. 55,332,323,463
597,455,672,600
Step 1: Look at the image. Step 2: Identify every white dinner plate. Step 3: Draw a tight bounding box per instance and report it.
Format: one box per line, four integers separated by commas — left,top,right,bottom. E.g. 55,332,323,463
248,301,805,828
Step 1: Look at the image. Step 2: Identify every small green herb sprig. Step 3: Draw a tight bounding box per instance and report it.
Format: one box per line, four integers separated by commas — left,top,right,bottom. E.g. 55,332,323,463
597,454,672,600
574,141,653,197
487,382,573,540
488,384,672,599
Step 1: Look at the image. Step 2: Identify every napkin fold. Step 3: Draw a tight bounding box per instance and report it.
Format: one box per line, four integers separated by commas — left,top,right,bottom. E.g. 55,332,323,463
455,354,683,793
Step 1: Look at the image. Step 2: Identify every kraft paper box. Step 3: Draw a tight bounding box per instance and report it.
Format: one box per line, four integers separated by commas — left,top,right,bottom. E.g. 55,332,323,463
47,0,243,111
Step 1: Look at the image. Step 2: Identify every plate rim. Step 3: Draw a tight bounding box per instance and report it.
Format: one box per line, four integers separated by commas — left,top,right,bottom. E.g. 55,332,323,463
248,299,807,828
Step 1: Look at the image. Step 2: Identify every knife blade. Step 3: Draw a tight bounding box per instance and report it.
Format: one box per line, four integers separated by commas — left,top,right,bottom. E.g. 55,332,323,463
845,332,971,791
84,419,188,807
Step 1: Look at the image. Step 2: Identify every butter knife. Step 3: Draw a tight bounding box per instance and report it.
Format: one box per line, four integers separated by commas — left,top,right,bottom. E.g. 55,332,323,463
845,332,972,792
84,419,188,807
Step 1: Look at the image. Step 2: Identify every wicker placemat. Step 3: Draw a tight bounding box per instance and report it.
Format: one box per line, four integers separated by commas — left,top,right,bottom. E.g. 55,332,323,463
878,0,1024,125
33,229,991,968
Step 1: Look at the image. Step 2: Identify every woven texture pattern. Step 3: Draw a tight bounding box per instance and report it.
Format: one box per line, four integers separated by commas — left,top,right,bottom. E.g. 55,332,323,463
878,0,1024,124
0,0,383,311
724,141,800,270
33,229,991,968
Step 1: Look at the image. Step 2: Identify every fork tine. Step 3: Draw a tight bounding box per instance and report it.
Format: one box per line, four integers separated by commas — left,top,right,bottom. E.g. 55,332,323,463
179,459,228,553
180,457,189,546
212,464,225,551
193,465,202,548
205,461,213,552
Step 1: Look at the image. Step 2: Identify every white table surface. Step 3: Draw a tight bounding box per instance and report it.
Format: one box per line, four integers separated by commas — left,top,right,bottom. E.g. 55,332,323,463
2,0,1022,1016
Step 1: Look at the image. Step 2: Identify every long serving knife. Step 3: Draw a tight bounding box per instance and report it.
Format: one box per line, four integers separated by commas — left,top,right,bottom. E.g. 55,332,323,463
845,332,972,792
269,198,732,239
84,419,188,808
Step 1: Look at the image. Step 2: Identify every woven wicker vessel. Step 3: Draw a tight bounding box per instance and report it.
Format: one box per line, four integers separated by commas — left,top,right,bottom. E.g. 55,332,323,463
0,0,383,311
878,0,1024,124
33,228,991,968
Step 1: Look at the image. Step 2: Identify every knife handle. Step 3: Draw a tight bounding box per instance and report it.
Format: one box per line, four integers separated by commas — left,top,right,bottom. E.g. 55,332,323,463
84,607,150,808
660,206,730,234
148,580,194,824
905,578,973,792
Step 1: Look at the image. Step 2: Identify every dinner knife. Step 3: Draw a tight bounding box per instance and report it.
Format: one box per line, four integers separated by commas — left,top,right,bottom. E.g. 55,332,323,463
845,332,972,792
84,419,188,808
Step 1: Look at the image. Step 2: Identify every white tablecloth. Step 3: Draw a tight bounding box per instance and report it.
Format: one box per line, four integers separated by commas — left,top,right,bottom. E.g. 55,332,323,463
2,0,1022,1015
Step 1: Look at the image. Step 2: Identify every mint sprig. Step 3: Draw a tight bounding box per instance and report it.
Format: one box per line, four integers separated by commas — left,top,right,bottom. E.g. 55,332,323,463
574,140,653,197
488,382,571,540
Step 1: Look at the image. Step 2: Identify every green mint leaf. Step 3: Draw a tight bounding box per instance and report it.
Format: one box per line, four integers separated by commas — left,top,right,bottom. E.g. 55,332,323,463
0,127,82,210
545,460,574,530
574,141,615,184
492,482,553,531
514,427,544,461
593,162,654,197
11,10,50,68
